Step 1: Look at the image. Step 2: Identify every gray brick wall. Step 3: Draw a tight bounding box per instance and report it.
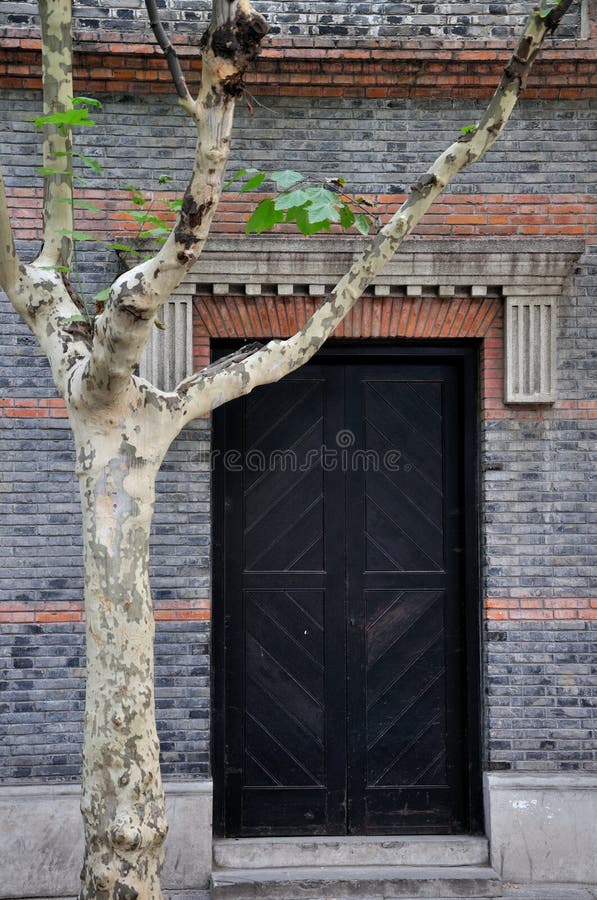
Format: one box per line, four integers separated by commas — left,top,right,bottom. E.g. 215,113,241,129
487,621,597,771
0,420,83,603
3,91,596,200
228,96,597,196
0,624,85,780
0,620,211,780
482,249,597,600
0,0,584,41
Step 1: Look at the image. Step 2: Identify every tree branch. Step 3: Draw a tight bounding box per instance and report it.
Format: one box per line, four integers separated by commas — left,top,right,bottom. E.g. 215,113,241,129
0,2,90,400
0,163,20,293
174,0,576,423
80,0,267,409
35,0,75,271
144,0,195,115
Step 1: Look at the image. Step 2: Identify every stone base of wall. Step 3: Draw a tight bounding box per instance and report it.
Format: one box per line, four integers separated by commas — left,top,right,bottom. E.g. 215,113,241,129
3,774,597,895
485,773,597,884
0,780,213,898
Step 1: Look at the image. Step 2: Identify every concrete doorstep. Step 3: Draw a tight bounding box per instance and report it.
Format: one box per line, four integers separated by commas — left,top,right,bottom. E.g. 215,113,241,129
209,830,597,900
212,836,491,870
210,863,503,899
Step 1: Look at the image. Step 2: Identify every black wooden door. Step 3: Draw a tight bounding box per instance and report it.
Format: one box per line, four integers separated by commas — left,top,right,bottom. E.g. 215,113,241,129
213,346,480,837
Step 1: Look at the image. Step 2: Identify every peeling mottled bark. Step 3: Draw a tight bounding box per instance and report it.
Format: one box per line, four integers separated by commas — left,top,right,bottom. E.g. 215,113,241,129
0,166,20,291
73,407,172,898
0,0,574,897
36,0,75,271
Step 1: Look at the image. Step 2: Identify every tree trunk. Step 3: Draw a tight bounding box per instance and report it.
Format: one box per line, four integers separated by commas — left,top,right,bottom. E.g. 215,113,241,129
75,415,168,898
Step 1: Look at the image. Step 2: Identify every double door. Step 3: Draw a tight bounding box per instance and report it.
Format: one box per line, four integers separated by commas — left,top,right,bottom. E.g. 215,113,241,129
213,346,480,837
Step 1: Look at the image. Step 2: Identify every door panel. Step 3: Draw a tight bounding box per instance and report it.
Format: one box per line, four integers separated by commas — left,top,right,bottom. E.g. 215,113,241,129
213,347,479,837
345,365,468,832
218,365,347,835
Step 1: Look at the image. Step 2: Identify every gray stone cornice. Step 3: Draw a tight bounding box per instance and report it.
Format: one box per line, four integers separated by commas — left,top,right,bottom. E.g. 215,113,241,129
178,236,585,299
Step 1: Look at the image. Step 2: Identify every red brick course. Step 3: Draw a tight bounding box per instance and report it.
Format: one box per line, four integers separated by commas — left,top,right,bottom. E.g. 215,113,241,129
0,39,595,99
486,597,597,621
0,598,211,624
4,190,597,243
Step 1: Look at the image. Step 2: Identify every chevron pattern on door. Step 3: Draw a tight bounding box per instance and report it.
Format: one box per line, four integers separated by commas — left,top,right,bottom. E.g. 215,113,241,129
363,380,444,573
365,589,447,788
244,378,325,572
213,348,480,838
244,589,325,788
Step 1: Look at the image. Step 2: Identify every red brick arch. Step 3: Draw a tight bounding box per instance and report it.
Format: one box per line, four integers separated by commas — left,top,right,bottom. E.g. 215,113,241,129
193,292,504,420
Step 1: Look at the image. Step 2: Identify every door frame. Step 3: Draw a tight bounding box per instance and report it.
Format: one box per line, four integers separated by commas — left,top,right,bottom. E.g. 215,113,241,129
211,340,483,837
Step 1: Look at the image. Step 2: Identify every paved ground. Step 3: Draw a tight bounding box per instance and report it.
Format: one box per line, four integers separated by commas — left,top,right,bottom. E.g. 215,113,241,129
162,886,597,900
356,892,597,900
24,886,597,900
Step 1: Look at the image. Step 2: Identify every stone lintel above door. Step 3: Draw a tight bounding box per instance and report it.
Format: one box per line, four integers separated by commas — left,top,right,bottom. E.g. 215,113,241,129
142,237,584,404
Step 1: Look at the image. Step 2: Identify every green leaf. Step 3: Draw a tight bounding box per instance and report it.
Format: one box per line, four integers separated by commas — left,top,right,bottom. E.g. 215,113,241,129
286,205,331,235
37,166,72,177
245,198,285,234
158,174,172,184
305,189,340,224
72,96,102,108
223,168,249,190
339,204,355,230
32,108,96,131
271,170,304,190
58,228,96,241
53,197,101,213
460,123,477,135
139,226,171,239
77,153,102,174
37,264,71,273
129,209,155,223
94,287,111,303
273,189,311,211
240,172,266,192
539,0,562,16
123,184,147,206
166,198,183,212
60,314,88,324
355,213,371,235
73,199,101,213
107,242,136,253
135,213,168,227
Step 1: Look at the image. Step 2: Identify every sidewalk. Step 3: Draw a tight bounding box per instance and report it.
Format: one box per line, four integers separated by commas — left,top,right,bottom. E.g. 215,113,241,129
160,884,597,900
34,885,595,900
